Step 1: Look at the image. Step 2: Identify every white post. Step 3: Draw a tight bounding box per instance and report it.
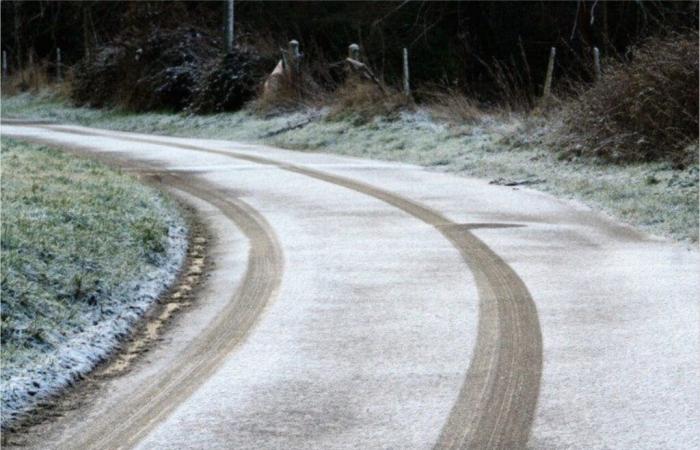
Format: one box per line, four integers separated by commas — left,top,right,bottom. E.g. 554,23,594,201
288,39,301,92
56,48,62,82
2,50,7,77
289,39,300,73
543,46,556,98
593,46,601,82
226,0,234,52
348,43,360,60
402,47,410,97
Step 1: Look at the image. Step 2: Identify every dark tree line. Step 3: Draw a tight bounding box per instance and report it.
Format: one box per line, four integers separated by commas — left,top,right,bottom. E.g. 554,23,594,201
2,1,697,99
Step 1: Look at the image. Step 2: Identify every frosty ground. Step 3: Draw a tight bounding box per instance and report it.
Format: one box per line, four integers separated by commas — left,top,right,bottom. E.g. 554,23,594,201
0,139,187,429
3,91,698,244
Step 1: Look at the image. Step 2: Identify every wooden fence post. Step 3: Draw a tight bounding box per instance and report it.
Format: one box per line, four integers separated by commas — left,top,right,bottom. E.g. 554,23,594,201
542,46,556,99
593,46,601,82
402,47,410,97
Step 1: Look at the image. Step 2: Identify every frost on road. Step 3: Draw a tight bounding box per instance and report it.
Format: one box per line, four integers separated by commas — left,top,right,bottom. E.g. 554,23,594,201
1,124,698,450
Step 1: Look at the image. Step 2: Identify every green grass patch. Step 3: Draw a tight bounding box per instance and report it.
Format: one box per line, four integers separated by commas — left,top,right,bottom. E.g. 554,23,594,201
1,138,176,365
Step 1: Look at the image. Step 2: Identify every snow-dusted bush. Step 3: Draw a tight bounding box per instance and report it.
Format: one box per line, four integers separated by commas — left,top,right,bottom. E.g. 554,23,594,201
189,48,268,114
72,27,218,111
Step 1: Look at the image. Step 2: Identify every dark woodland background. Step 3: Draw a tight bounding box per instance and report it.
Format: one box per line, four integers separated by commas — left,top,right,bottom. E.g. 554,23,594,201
2,1,697,98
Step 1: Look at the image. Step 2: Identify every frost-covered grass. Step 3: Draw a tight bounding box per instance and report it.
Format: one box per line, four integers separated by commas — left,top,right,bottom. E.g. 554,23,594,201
0,138,187,428
2,91,698,243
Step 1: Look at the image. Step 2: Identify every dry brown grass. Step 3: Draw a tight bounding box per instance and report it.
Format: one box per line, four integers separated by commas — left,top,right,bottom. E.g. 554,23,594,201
556,31,699,167
1,60,55,96
251,72,313,114
249,51,335,116
421,87,484,124
327,78,410,122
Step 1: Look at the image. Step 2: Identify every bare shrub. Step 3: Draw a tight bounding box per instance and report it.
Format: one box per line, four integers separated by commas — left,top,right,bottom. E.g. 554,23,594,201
251,65,329,115
556,31,699,166
189,47,269,114
1,58,51,95
488,57,537,111
72,27,218,111
71,45,126,108
328,78,410,122
421,87,484,124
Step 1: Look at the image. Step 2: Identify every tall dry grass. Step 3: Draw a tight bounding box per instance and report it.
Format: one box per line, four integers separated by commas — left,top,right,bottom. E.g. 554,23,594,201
1,59,57,96
327,78,410,121
420,87,484,124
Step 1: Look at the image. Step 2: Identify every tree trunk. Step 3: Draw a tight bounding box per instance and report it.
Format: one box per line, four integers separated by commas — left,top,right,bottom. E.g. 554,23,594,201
13,1,23,74
82,4,91,60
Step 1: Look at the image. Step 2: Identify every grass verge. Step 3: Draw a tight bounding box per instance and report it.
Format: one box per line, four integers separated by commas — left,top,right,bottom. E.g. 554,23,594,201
2,92,698,243
0,138,187,428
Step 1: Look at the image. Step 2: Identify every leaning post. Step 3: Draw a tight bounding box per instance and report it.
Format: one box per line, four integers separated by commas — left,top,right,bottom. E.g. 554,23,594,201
542,46,556,99
402,47,410,98
593,46,601,82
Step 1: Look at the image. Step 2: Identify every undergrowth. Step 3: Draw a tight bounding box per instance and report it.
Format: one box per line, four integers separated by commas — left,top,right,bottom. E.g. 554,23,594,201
557,31,699,167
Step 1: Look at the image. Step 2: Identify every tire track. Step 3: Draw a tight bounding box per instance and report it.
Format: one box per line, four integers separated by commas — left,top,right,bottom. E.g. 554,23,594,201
34,125,543,449
64,173,283,450
1,128,285,448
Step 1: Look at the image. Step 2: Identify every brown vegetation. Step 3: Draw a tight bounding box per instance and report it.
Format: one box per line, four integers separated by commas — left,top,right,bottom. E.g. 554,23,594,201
1,59,50,95
421,87,484,124
327,79,410,122
556,32,699,166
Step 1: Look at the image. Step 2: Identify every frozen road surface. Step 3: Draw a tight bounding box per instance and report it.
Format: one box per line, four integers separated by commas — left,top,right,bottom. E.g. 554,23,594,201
3,122,699,449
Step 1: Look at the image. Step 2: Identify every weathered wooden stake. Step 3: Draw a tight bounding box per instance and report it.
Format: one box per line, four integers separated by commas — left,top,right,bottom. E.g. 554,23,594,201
56,48,62,82
226,0,234,52
2,50,7,77
593,46,601,82
542,46,556,98
348,43,360,61
402,47,410,97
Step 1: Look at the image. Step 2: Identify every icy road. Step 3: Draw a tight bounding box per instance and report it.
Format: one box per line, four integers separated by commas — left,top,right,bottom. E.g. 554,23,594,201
2,122,699,449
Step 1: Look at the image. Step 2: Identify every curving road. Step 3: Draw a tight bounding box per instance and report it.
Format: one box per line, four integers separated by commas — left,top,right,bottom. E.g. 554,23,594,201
2,122,698,449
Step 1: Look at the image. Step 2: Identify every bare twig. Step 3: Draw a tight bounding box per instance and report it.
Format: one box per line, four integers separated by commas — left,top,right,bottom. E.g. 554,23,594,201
570,0,581,41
